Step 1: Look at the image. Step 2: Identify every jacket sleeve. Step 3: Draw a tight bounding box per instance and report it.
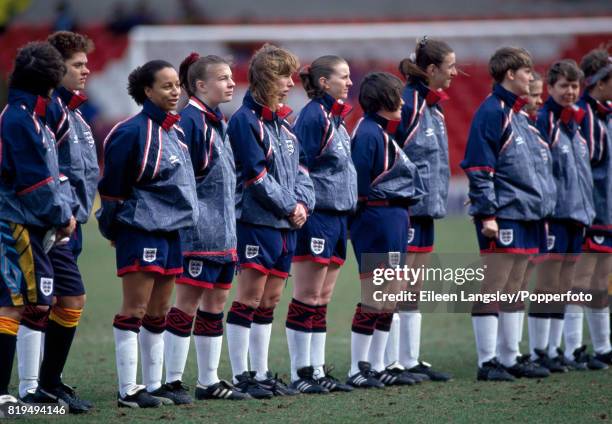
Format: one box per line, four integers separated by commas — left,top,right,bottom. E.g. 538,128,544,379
460,108,504,218
292,106,325,169
3,116,72,227
294,142,316,211
96,124,138,240
351,129,379,200
228,115,297,218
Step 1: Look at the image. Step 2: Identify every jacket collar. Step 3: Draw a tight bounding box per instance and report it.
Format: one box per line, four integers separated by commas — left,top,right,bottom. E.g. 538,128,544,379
545,97,585,125
316,92,353,118
143,99,180,131
243,91,292,122
56,86,88,111
368,112,400,135
189,96,225,123
411,79,449,106
581,92,611,119
493,83,527,113
8,88,49,119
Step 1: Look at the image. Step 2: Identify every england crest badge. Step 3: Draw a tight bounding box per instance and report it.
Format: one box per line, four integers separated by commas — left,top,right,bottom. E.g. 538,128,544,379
40,277,54,296
310,238,325,255
498,229,514,246
245,244,260,259
143,248,157,263
188,260,203,278
388,251,401,268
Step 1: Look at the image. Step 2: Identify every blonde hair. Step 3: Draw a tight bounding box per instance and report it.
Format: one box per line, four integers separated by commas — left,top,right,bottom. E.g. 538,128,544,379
248,43,299,108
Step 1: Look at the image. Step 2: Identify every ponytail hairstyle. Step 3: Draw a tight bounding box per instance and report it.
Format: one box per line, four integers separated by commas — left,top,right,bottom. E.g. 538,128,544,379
398,36,453,84
179,52,232,97
248,43,299,108
299,55,348,99
127,59,174,105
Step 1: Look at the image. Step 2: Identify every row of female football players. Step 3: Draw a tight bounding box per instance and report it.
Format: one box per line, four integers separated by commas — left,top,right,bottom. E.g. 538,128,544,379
95,40,462,408
1,31,610,412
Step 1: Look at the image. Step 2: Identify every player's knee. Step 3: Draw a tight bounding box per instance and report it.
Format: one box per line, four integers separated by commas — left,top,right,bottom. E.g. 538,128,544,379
147,301,171,318
0,305,25,322
122,303,148,319
57,294,86,310
260,293,281,309
296,289,319,305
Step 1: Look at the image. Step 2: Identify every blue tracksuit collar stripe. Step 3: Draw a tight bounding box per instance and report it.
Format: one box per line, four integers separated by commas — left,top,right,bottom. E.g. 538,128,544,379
188,96,224,123
55,86,74,106
492,84,523,111
410,79,430,100
366,112,400,135
242,91,268,119
143,99,175,127
315,92,336,112
544,96,565,118
8,89,40,113
242,91,291,122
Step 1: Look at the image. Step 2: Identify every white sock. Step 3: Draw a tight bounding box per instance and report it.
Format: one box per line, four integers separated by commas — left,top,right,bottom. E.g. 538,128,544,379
17,326,42,398
398,311,421,369
250,323,272,381
311,332,326,378
472,315,497,367
163,331,190,384
350,332,373,376
528,315,550,360
114,327,139,398
286,328,312,382
517,310,525,342
139,327,164,392
384,313,400,366
369,329,390,372
548,317,565,358
226,323,250,382
498,312,520,367
563,305,583,360
195,335,223,386
585,306,612,355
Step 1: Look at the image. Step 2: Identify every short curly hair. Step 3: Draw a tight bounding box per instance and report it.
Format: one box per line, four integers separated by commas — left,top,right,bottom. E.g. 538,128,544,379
9,41,66,97
127,60,174,105
48,31,94,60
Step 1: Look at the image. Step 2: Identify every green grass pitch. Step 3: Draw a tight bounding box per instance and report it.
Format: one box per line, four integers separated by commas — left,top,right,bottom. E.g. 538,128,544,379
10,216,611,423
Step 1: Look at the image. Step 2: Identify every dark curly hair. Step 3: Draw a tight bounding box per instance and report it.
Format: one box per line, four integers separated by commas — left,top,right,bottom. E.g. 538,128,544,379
127,60,174,105
47,31,94,60
9,41,66,97
358,72,403,115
